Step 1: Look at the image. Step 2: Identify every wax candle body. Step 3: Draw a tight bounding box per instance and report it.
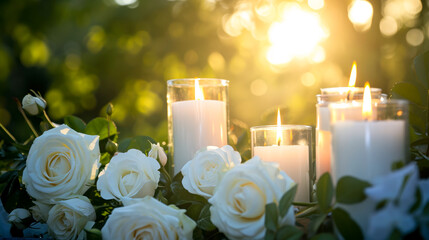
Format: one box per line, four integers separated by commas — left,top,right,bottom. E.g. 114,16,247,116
316,106,331,179
172,100,227,175
254,145,309,202
331,120,406,182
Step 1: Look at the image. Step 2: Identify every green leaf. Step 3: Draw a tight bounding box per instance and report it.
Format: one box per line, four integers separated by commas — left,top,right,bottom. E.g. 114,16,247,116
197,204,216,231
391,82,423,105
85,117,117,140
265,202,278,232
414,50,429,89
64,115,86,133
265,230,275,240
85,228,102,240
100,152,111,166
332,207,363,240
336,176,371,204
308,214,327,237
275,225,303,240
316,173,333,213
310,233,336,240
279,183,297,217
118,136,156,153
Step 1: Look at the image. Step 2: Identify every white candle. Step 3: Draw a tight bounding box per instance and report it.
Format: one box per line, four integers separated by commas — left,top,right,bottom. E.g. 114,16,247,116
254,145,310,202
316,106,331,179
331,120,406,182
172,100,227,175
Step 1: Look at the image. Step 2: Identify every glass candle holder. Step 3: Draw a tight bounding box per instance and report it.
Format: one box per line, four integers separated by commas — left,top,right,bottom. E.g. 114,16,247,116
329,99,409,182
315,87,385,180
250,125,312,202
167,78,229,175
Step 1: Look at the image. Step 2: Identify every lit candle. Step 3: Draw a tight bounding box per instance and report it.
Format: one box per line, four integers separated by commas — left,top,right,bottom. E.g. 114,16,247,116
330,82,408,182
251,109,311,202
316,62,384,180
168,79,228,175
329,84,408,239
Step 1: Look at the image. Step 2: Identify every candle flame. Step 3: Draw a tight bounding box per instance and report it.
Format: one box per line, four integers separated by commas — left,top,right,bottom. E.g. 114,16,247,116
362,81,372,119
195,79,204,100
348,61,357,87
276,108,283,146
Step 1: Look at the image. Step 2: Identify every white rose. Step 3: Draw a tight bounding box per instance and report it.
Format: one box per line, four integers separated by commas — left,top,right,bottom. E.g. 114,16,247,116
148,142,168,166
102,196,196,240
181,145,241,199
209,157,295,240
8,208,31,230
22,93,46,115
22,125,100,203
30,201,52,222
97,149,160,201
47,196,96,240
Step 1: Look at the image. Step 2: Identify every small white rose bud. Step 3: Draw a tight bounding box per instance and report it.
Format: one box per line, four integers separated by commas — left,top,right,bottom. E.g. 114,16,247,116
8,208,31,230
148,142,167,166
22,94,46,116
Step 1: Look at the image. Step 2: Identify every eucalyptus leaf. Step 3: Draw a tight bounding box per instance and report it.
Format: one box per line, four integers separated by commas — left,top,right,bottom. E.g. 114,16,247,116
197,204,216,231
85,117,117,140
275,225,303,240
332,207,363,240
316,173,333,213
64,115,86,133
265,202,278,232
336,176,371,204
279,183,297,217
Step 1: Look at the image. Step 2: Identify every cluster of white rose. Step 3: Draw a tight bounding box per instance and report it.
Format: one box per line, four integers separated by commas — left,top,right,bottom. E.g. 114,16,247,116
181,146,296,240
8,124,196,240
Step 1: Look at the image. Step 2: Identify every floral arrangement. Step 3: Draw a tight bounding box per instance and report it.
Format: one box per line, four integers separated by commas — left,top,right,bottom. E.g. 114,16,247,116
1,52,429,240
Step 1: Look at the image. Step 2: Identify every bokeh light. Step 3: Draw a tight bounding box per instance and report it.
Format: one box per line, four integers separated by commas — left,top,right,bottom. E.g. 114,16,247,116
308,0,324,10
379,16,398,37
406,28,424,46
348,0,373,32
266,3,328,65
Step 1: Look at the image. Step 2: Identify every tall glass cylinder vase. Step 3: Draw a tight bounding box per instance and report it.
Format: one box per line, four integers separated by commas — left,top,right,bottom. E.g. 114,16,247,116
315,87,385,180
167,78,229,175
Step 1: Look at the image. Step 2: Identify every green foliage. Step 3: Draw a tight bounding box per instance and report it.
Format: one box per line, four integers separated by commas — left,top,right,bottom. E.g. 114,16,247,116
85,228,102,240
118,136,156,153
332,208,363,240
265,203,279,232
316,173,333,213
279,184,297,217
391,51,429,178
64,115,86,133
85,117,117,140
336,177,371,204
310,233,336,240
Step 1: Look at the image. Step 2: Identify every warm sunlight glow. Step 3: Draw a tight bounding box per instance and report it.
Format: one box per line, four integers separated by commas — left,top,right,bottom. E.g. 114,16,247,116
195,79,204,100
276,108,283,146
348,0,373,32
362,82,372,119
267,3,328,65
348,61,357,87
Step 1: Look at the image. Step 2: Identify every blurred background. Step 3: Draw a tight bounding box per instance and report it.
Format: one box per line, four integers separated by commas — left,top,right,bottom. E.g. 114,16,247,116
0,0,427,143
